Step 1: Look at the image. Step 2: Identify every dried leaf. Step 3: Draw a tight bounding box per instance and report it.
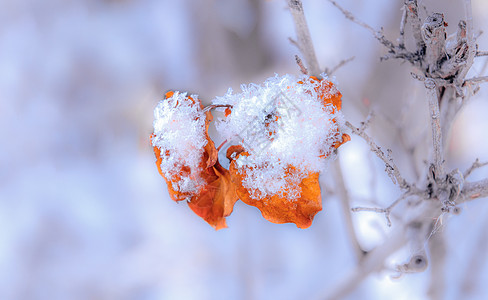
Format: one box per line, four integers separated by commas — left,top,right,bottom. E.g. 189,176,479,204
152,93,237,230
228,150,322,229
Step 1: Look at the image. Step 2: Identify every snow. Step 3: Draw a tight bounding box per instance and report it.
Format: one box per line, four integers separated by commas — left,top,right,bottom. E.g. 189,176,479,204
214,74,344,199
152,92,207,195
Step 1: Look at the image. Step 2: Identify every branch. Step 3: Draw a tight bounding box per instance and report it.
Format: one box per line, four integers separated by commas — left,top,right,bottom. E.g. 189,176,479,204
476,50,488,57
294,55,308,75
288,0,321,77
464,158,488,178
398,5,407,49
404,0,425,53
324,56,355,75
203,104,233,113
346,121,410,190
327,0,395,52
464,76,488,85
460,178,488,202
424,79,445,177
456,0,476,85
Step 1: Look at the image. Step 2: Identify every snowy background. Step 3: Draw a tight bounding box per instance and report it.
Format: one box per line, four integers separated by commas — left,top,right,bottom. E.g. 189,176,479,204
1,0,488,299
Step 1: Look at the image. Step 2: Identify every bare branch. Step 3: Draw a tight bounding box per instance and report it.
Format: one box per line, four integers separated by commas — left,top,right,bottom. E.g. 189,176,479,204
456,0,476,85
346,121,410,190
424,79,445,177
398,5,407,49
464,158,488,178
325,56,355,75
288,0,321,77
352,189,420,227
460,178,488,202
404,0,425,53
476,50,488,57
464,76,488,85
327,0,395,52
203,104,233,113
421,13,447,75
294,55,308,75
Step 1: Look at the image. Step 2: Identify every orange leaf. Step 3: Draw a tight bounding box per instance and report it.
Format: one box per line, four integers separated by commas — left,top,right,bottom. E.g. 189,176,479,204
228,150,322,229
152,93,238,230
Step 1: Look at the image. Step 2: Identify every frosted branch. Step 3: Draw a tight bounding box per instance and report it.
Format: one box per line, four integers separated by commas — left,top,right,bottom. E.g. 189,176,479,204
346,121,410,190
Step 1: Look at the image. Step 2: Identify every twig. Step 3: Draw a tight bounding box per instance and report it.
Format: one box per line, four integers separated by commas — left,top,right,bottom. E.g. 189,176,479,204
203,104,233,113
464,76,488,85
295,55,308,75
327,0,395,52
359,111,375,132
325,56,355,75
405,0,425,53
464,158,488,178
424,79,445,178
346,121,410,190
288,37,301,52
352,190,417,227
460,178,488,202
288,0,321,77
476,50,488,57
456,0,476,86
398,5,407,49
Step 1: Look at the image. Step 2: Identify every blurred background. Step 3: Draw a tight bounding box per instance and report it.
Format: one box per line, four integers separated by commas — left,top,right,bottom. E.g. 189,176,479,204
1,0,488,299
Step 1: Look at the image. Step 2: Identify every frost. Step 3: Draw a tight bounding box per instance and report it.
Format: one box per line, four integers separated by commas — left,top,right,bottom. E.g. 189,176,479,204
152,92,208,194
214,74,345,199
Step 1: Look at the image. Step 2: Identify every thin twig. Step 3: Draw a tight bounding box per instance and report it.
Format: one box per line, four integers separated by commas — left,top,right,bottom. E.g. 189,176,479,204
288,0,321,77
476,50,488,57
398,5,407,49
464,158,488,178
325,56,355,75
295,55,308,75
346,121,410,190
460,178,488,202
327,0,395,52
464,76,488,85
456,0,476,85
352,190,416,227
203,104,233,113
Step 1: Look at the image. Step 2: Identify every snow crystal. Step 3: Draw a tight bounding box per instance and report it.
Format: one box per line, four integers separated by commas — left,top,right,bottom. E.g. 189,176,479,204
213,74,345,199
152,91,208,195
